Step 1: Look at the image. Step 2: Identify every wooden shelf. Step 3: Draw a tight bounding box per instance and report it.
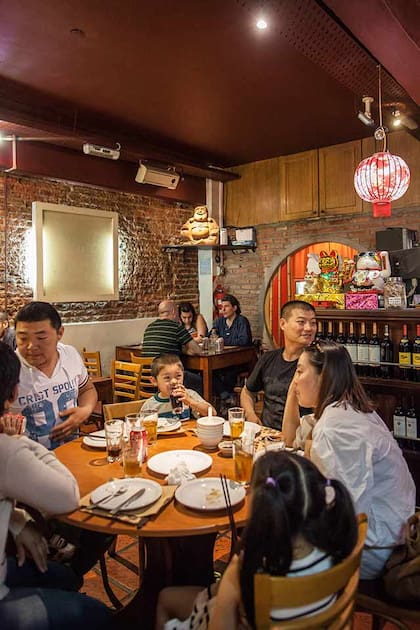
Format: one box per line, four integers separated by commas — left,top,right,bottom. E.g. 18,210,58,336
315,308,420,321
162,243,256,253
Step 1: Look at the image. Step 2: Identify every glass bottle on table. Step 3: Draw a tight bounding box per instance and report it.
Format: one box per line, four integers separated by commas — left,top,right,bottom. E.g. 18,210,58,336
209,328,218,355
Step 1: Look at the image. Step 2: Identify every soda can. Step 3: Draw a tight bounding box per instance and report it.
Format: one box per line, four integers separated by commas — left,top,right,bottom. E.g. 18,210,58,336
215,337,224,353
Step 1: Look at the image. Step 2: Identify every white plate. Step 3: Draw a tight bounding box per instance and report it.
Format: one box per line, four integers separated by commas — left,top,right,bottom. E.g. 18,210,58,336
83,430,106,449
175,477,245,511
90,478,162,511
223,421,261,438
148,450,212,475
157,419,182,433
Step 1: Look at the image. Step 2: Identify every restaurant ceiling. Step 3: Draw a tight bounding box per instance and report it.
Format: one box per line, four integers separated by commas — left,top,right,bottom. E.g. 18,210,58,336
0,0,418,181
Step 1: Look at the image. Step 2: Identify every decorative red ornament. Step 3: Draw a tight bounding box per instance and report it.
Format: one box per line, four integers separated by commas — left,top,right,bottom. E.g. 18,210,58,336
354,151,410,218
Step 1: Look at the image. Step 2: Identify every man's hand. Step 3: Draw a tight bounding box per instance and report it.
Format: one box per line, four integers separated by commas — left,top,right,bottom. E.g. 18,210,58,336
50,405,91,441
15,521,49,573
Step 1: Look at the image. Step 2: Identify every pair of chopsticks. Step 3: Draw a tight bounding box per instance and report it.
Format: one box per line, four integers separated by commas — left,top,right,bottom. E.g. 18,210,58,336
220,473,238,556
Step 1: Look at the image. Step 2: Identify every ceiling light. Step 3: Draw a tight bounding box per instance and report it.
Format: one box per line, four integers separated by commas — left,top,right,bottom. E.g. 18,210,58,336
256,17,268,29
391,109,402,127
357,96,374,126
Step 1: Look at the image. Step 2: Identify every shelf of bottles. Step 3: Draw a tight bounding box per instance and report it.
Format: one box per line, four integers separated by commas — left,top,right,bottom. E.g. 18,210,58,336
314,309,420,448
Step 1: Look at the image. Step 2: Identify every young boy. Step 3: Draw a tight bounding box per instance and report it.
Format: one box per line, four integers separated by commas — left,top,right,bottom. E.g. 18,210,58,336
141,354,216,420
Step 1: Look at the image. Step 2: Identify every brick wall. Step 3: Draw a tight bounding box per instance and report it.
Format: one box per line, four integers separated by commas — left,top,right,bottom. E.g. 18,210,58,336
0,173,199,321
221,206,420,341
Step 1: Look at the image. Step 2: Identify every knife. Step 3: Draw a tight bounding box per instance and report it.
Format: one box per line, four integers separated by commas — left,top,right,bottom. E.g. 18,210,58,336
109,487,146,515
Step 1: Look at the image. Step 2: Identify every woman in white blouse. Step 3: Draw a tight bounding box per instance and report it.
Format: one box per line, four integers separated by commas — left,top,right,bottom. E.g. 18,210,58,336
283,339,416,579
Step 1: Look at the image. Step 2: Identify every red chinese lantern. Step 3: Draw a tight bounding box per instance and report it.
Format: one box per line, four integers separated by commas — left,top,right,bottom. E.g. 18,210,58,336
354,151,410,218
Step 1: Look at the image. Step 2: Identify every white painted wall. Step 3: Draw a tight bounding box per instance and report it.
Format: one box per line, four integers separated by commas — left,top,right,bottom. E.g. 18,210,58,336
61,318,155,376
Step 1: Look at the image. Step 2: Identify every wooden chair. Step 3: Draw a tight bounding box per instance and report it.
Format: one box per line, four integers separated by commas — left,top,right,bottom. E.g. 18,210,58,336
356,579,420,630
129,354,157,399
103,400,145,422
254,513,368,629
82,348,102,377
110,360,142,401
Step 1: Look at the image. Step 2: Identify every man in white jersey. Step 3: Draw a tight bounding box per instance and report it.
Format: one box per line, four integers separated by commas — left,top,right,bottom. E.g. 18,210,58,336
11,301,97,449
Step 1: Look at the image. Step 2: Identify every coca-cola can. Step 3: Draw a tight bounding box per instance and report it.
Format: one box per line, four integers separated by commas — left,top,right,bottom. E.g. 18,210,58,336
129,427,148,462
215,337,224,353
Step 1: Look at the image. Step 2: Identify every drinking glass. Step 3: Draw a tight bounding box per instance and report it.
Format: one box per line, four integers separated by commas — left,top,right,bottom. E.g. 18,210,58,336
140,411,158,445
104,419,124,463
125,413,141,438
170,387,184,415
228,407,245,439
122,438,142,477
233,436,254,485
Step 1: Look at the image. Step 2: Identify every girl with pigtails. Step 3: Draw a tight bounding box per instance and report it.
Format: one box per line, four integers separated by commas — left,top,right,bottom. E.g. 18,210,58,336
209,451,357,629
156,450,357,630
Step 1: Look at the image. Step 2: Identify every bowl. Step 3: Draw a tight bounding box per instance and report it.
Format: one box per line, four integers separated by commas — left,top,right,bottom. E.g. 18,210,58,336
218,440,233,457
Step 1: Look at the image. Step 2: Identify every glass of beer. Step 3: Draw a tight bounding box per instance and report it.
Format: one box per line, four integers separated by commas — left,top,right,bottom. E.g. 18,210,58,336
228,407,245,439
122,437,142,477
104,419,124,463
233,436,254,486
140,412,158,446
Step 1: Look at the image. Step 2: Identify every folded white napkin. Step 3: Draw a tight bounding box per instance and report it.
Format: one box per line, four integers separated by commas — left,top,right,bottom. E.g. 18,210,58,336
165,460,196,486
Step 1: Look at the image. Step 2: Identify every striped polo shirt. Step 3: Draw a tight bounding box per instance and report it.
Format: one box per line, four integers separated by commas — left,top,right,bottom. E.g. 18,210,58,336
141,318,192,357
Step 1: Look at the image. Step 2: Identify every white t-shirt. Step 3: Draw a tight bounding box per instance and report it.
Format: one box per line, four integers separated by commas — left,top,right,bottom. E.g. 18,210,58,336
11,343,89,449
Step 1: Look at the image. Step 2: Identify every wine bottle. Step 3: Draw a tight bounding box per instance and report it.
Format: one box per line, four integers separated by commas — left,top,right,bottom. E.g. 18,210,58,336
357,322,369,376
412,324,420,383
315,321,325,342
405,405,419,440
393,405,406,439
398,324,412,381
326,320,335,342
368,322,381,378
380,323,393,379
345,321,358,365
336,321,345,345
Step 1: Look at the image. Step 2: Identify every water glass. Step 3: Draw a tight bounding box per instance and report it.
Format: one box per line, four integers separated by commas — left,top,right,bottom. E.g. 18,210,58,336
233,436,254,485
228,407,245,439
104,419,124,463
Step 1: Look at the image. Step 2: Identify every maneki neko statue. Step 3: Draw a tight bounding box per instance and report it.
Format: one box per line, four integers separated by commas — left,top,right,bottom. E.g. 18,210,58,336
351,250,391,291
317,249,342,293
180,205,219,245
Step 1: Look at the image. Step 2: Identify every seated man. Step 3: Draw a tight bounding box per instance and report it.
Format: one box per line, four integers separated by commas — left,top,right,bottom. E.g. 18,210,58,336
11,301,97,449
240,300,316,430
0,312,16,350
142,299,203,394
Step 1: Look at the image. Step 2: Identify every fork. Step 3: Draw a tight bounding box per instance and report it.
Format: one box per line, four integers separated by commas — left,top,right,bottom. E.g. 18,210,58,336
86,485,128,510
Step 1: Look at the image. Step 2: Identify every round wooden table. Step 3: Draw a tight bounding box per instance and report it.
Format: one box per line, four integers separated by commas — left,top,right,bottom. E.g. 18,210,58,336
55,421,250,627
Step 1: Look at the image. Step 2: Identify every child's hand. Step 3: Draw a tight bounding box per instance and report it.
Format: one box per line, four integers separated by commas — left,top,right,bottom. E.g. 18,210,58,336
172,384,189,405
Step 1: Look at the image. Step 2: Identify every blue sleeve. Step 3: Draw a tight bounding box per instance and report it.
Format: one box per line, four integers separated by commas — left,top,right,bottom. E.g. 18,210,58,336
230,316,252,346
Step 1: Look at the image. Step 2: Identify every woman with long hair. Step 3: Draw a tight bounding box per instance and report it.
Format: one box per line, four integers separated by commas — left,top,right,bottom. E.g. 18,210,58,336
209,451,357,629
283,339,416,579
178,302,208,341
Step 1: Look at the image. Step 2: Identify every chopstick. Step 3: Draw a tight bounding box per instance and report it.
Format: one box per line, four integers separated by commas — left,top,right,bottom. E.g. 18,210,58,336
220,473,238,555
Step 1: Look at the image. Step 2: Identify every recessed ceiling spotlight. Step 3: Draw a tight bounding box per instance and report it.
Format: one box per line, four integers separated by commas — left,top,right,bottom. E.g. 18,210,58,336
256,17,268,29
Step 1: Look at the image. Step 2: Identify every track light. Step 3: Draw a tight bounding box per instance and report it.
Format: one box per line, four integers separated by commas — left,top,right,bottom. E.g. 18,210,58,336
357,96,374,126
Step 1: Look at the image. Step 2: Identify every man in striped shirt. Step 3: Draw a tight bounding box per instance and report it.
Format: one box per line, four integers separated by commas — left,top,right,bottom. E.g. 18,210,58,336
142,300,201,358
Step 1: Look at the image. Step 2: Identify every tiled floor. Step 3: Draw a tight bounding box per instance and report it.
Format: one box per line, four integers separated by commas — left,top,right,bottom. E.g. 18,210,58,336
81,534,420,629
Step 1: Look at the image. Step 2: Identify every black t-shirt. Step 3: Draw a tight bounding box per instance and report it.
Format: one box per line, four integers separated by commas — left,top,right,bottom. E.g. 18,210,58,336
246,349,309,430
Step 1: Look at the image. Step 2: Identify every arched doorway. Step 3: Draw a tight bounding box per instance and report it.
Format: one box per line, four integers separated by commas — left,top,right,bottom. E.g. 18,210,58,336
264,241,358,347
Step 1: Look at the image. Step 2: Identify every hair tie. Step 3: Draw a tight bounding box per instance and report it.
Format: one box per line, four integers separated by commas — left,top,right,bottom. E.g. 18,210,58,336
265,476,276,488
325,479,336,506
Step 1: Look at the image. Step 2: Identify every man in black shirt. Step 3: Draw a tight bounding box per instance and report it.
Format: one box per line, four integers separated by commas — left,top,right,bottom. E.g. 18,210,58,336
240,300,316,430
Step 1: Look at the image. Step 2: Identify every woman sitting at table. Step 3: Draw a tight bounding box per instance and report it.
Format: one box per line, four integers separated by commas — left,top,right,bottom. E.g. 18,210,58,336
156,450,357,629
178,302,208,341
283,339,416,580
213,295,251,347
0,342,112,629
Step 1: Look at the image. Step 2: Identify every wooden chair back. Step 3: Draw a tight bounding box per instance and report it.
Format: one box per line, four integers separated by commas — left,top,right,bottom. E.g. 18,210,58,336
82,348,102,377
130,354,157,399
103,400,145,422
254,513,368,630
110,360,142,401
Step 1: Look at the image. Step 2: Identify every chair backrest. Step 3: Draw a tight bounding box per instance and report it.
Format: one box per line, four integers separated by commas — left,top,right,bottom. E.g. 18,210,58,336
82,348,102,377
103,400,145,422
110,360,142,401
254,513,368,630
130,354,157,399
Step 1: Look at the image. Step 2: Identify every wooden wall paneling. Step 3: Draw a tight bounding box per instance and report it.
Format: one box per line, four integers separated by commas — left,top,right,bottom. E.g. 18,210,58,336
387,131,420,209
318,140,362,215
224,164,256,226
253,157,280,225
279,149,319,221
